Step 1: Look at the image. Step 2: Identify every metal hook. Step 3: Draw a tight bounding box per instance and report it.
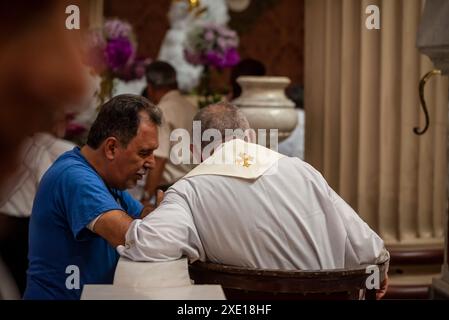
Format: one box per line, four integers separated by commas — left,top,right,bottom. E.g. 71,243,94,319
414,69,441,135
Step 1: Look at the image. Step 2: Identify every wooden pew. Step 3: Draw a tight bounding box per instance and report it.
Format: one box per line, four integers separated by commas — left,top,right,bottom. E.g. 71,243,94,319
189,261,388,300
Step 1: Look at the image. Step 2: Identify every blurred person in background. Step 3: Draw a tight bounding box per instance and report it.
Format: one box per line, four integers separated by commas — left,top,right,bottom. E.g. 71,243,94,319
278,84,305,160
228,58,266,100
0,111,75,295
0,0,87,186
131,61,197,202
0,0,87,299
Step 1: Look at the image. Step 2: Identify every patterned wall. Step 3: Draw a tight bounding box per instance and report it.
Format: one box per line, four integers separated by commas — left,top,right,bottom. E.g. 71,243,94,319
105,0,303,88
234,0,304,85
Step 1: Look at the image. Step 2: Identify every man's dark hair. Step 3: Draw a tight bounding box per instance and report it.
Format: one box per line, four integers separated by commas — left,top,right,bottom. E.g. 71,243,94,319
230,58,266,99
145,60,178,90
285,84,304,109
87,94,162,149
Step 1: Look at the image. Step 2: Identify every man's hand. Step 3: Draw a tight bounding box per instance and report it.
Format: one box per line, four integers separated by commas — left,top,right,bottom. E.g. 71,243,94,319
145,156,167,199
140,189,164,219
376,273,389,300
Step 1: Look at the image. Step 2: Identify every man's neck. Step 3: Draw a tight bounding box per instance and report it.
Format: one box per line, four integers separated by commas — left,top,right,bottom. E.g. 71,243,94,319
80,146,108,181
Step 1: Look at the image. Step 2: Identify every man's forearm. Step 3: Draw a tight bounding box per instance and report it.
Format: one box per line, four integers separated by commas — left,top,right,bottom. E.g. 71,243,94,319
92,210,134,247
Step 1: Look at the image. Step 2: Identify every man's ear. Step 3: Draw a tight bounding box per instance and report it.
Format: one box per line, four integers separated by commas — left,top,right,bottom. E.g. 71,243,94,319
104,137,119,160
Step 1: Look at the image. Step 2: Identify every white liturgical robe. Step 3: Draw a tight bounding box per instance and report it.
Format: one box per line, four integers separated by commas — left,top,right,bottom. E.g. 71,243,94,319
118,139,389,270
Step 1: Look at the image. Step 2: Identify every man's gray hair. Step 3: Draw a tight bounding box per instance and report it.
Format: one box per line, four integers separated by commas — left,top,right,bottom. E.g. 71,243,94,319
194,102,251,146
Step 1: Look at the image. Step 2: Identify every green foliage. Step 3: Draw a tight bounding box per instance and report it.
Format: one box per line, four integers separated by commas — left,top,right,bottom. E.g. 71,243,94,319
198,93,223,109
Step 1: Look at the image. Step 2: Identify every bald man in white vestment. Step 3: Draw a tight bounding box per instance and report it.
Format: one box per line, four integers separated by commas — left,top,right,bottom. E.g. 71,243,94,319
118,103,389,276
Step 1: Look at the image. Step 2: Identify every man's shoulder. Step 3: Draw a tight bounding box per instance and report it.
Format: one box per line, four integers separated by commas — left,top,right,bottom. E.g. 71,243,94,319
167,175,209,201
277,156,332,196
48,148,81,169
41,149,98,186
176,172,239,195
278,156,316,172
277,156,326,180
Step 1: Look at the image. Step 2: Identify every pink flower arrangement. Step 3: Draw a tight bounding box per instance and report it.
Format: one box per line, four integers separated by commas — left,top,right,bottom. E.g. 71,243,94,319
184,23,240,69
84,18,151,82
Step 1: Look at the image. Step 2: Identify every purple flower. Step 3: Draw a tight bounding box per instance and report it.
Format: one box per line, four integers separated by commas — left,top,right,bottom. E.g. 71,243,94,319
214,24,227,34
84,30,107,73
201,47,240,69
87,29,107,48
184,49,202,65
204,50,224,68
83,18,152,85
104,19,132,39
203,22,215,30
226,38,239,48
223,48,240,67
184,23,240,69
217,37,227,50
65,121,87,137
133,58,150,79
223,29,237,38
105,38,134,72
113,56,152,81
204,30,215,42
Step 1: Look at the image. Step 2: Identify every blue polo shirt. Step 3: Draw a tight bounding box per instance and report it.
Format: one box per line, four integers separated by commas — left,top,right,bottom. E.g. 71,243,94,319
24,147,143,300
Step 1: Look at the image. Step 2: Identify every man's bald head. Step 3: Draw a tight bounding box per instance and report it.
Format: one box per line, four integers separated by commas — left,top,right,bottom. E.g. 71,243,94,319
194,102,251,138
192,102,255,158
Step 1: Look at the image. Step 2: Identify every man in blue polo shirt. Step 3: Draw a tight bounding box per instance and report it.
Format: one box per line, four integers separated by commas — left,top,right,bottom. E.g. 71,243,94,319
24,94,162,300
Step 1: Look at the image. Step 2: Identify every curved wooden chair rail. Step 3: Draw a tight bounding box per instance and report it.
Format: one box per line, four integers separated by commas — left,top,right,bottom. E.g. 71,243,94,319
188,261,388,300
